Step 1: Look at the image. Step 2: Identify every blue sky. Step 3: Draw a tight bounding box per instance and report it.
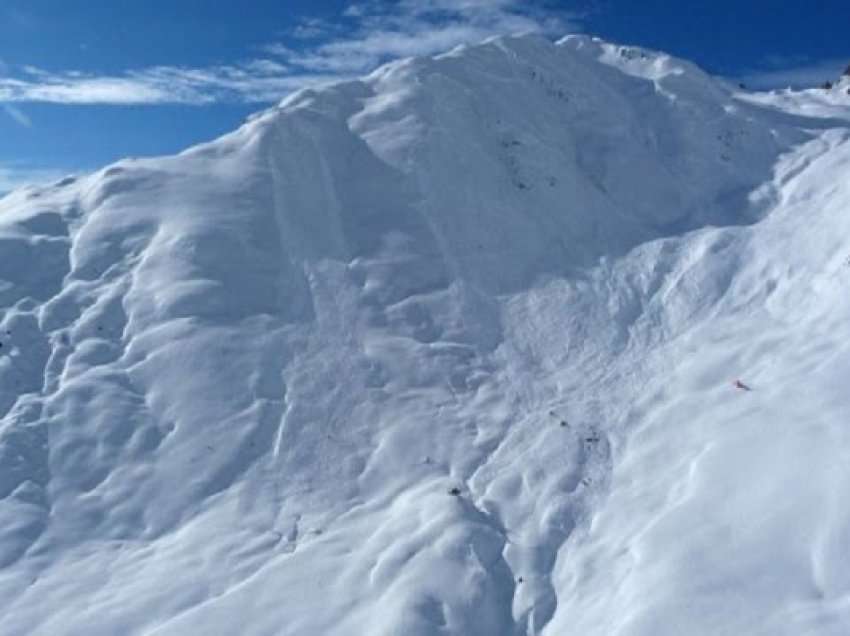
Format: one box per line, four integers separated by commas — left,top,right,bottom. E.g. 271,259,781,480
1,0,848,192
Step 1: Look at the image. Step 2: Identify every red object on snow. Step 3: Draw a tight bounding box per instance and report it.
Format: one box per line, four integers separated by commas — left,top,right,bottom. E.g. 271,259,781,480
733,379,752,391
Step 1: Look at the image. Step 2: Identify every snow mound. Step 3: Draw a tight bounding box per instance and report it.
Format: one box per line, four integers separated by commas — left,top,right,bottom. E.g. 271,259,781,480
1,33,850,636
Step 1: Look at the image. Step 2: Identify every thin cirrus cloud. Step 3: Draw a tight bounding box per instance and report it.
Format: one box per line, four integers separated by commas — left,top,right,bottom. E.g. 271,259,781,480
2,103,31,127
0,163,68,195
269,0,578,74
0,62,329,106
0,0,581,106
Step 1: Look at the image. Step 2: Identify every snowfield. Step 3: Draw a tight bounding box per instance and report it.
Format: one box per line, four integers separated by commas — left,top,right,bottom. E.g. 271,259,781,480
1,34,849,635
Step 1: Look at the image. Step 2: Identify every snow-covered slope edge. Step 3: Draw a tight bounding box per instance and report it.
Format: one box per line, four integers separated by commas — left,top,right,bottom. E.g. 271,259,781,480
1,34,849,635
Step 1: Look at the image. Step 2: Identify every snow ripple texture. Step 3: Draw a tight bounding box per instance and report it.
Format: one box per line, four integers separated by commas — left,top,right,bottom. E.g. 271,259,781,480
1,34,850,635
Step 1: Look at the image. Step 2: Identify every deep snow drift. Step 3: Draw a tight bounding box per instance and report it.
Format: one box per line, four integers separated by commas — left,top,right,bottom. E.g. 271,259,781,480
1,34,850,635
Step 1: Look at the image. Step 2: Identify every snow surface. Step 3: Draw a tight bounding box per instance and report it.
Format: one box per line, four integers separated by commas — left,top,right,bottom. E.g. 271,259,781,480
1,34,850,635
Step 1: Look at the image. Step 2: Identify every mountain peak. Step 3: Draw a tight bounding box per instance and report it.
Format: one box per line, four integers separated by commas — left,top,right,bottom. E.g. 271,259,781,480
2,33,850,636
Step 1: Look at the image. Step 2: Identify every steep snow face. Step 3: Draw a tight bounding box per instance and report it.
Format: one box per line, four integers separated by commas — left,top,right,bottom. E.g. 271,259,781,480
1,34,849,636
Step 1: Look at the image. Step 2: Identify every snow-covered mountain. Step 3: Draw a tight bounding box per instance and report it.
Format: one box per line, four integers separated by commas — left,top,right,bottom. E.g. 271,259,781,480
1,34,850,635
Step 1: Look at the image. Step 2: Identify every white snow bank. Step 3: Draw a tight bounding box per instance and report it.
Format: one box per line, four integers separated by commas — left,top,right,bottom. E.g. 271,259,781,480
1,33,849,636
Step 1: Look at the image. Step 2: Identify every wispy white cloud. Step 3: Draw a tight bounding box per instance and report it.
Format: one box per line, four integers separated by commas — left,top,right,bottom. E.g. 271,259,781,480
290,16,343,41
2,103,31,127
0,62,332,105
0,0,580,106
0,164,68,195
275,0,580,74
736,57,849,90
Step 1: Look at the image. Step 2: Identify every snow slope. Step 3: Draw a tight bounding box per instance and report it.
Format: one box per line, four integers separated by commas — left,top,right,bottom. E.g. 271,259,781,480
1,34,849,635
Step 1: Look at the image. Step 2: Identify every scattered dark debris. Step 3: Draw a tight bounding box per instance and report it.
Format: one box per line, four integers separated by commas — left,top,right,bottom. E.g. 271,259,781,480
549,410,569,427
585,435,600,444
618,47,649,61
448,487,462,496
581,477,592,486
733,379,752,391
517,576,524,584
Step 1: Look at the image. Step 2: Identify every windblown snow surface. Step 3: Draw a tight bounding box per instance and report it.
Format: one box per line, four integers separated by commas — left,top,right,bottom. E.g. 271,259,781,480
1,34,850,635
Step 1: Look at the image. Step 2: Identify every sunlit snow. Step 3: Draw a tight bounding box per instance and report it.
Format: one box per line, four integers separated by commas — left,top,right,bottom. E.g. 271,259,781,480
1,34,849,635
